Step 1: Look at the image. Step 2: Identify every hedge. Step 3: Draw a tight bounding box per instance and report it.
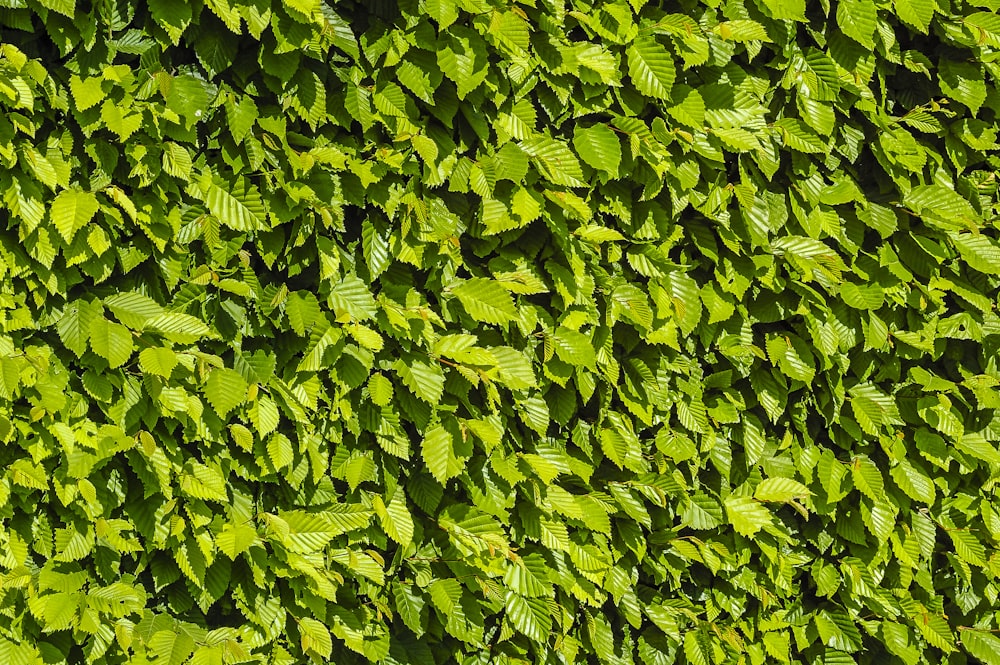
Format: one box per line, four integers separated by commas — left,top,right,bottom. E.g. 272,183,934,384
0,0,998,663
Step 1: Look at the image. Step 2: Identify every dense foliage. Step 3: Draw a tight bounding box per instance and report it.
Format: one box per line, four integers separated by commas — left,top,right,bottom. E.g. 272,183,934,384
0,0,999,662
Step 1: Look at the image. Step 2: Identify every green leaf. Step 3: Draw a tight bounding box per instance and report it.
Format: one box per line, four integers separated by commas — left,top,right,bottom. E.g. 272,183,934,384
889,459,936,504
840,282,885,310
939,61,987,115
837,0,877,48
450,278,518,325
37,0,75,18
506,592,551,643
368,373,394,406
437,28,488,99
276,512,337,553
520,135,586,187
393,582,428,637
101,100,143,140
774,118,827,153
894,0,935,32
952,233,1000,274
180,463,229,502
375,493,414,547
267,433,293,470
69,75,105,112
851,457,885,501
627,37,675,100
205,177,266,231
165,74,216,125
754,477,812,502
139,347,179,379
421,422,469,485
713,20,771,42
328,275,378,321
216,522,257,559
964,12,1000,48
50,189,100,243
760,0,806,21
146,313,215,344
58,300,100,357
299,617,333,660
104,291,165,329
205,368,248,417
89,318,133,368
962,630,1000,665
724,496,772,537
950,529,986,566
10,459,48,490
667,86,705,127
905,185,979,230
490,347,537,389
286,291,321,335
148,0,192,44
394,358,445,404
573,124,621,176
550,327,596,368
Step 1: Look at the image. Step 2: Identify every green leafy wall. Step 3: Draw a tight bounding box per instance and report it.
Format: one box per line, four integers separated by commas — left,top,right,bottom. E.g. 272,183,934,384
0,0,999,662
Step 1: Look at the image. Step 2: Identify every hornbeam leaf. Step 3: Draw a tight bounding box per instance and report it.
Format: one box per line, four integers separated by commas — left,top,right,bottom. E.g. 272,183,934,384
627,38,675,100
962,630,1000,665
437,28,488,99
58,300,100,357
713,20,771,42
216,522,257,559
754,477,812,502
889,459,936,504
393,582,427,637
949,529,986,566
836,0,876,48
368,373,394,406
205,368,248,417
724,496,772,537
505,592,551,643
38,0,76,17
851,457,885,501
165,74,216,125
905,186,979,230
374,493,415,546
148,0,192,44
965,12,1000,48
180,463,229,502
104,292,165,329
952,233,1000,274
328,275,377,321
421,422,469,485
50,189,99,243
285,291,321,335
277,508,370,552
89,318,133,368
139,347,178,379
520,135,586,187
939,61,987,115
450,278,518,325
551,327,596,368
146,313,214,343
894,0,935,32
298,617,332,660
573,124,621,176
205,178,265,231
69,75,105,111
10,459,48,490
760,0,806,20
394,358,445,403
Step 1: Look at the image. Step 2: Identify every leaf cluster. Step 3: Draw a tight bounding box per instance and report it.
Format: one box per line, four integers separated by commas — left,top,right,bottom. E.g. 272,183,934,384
0,0,997,663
